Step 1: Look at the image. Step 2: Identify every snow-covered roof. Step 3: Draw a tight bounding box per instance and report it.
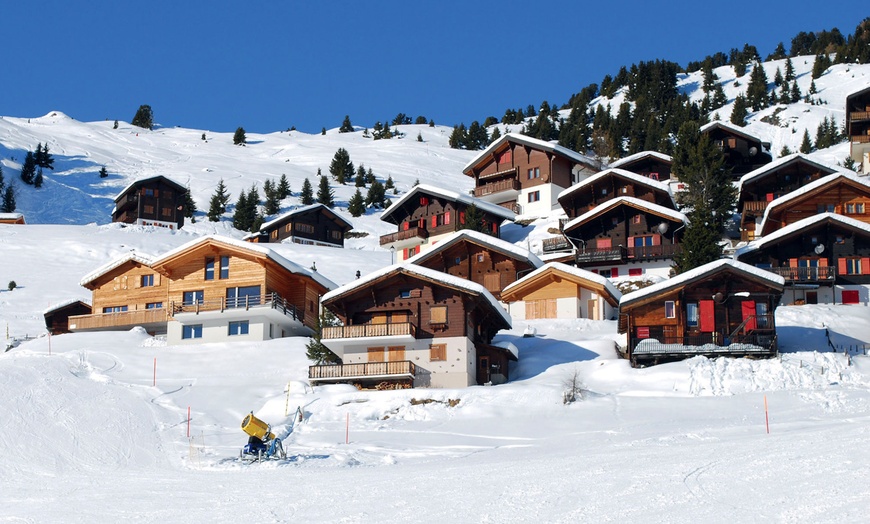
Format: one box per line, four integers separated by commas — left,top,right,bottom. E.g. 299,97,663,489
736,213,870,258
759,172,870,232
620,259,784,308
43,298,91,315
737,153,841,190
380,184,516,224
112,175,187,202
562,196,688,233
462,133,598,174
502,262,622,305
405,229,543,268
258,203,352,232
0,212,24,220
557,168,674,205
150,235,336,291
322,263,512,327
80,252,157,287
609,151,673,169
700,120,767,147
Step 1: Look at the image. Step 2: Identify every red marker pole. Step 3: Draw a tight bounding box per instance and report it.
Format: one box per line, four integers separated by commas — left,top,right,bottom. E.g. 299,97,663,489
764,395,770,434
187,406,191,438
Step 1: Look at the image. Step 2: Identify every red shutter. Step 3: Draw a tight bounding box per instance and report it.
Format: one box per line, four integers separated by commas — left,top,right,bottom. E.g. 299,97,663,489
766,193,774,202
491,222,498,234
636,327,650,339
597,238,612,249
629,268,642,276
418,218,425,229
699,300,715,333
842,290,860,304
862,258,870,275
838,258,848,275
402,221,409,231
652,234,661,246
459,211,466,224
432,215,438,228
789,258,798,268
420,197,428,206
611,267,619,277
627,236,635,247
741,300,757,332
444,212,451,225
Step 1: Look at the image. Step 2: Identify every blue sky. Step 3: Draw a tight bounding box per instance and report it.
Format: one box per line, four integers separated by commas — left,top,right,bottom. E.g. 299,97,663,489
2,1,866,134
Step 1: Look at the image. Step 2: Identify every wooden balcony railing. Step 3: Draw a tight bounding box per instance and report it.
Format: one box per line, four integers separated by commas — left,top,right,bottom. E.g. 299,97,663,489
763,266,836,282
850,135,870,144
323,322,416,340
309,360,416,381
742,201,769,213
69,308,168,331
171,293,303,321
575,246,627,264
380,227,428,246
542,235,572,253
849,111,870,121
473,177,520,197
627,244,682,260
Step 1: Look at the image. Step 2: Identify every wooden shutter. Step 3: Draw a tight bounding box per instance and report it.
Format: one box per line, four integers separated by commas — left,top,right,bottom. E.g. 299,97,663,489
862,258,870,275
611,267,619,277
596,238,612,249
372,313,387,324
430,306,447,324
652,234,661,246
525,300,538,319
367,347,385,362
838,258,848,275
636,326,650,339
444,212,451,225
741,300,757,332
484,273,500,292
403,221,409,231
699,300,715,333
431,215,438,228
429,343,446,361
546,299,557,318
387,346,405,362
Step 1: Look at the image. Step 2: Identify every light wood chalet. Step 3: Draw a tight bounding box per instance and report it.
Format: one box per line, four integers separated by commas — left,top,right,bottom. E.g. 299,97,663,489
501,262,621,321
736,213,870,306
846,85,870,173
0,213,25,225
379,184,516,261
69,236,335,344
561,197,688,278
246,203,353,248
44,300,92,335
112,175,187,230
405,229,543,301
757,172,870,237
737,154,840,241
310,264,514,389
700,121,772,179
462,133,600,217
618,259,784,367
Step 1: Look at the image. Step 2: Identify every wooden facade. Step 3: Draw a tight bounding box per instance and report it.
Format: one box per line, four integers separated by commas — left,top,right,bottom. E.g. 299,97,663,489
846,86,870,171
501,263,621,321
758,173,870,237
248,203,352,247
44,300,92,335
610,151,674,182
557,168,676,220
112,175,187,229
619,260,784,366
700,121,772,179
0,213,25,225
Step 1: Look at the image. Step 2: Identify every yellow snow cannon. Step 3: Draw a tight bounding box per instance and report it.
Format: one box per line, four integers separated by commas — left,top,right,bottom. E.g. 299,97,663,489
241,412,275,441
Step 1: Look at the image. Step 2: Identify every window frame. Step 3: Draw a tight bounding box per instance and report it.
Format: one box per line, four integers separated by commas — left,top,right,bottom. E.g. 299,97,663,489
204,257,215,281
664,301,676,319
219,256,230,279
141,274,155,287
182,324,203,339
686,302,699,328
228,320,250,336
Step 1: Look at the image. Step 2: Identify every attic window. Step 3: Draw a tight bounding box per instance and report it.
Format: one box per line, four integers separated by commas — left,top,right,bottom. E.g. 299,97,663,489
399,289,412,299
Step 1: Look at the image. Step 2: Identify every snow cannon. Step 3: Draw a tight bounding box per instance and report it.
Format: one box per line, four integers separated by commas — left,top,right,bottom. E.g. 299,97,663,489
241,412,275,441
240,412,285,462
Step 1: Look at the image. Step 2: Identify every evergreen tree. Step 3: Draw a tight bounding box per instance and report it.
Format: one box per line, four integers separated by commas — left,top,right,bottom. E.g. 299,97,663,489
364,180,386,208
769,42,787,60
800,129,813,153
773,68,784,87
36,143,54,169
263,179,281,215
365,168,376,186
329,148,353,185
183,186,197,220
305,310,341,365
34,167,43,188
415,116,428,124
20,151,36,185
347,188,365,217
746,62,770,111
321,127,326,135
417,131,423,142
809,80,818,95
0,165,4,194
339,115,354,133
384,175,394,190
246,184,261,227
233,127,247,145
114,120,119,129
730,95,749,126
812,53,832,79
131,104,154,130
1,185,15,213
99,166,109,178
316,175,334,207
784,58,796,81
790,82,802,103
355,164,366,187
207,179,230,221
277,174,291,199
459,204,491,235
780,145,792,157
232,191,249,230
778,81,791,104
489,127,502,144
448,124,467,149
300,177,314,205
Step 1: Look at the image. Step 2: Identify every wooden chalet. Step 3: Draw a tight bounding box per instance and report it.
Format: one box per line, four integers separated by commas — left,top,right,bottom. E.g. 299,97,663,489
309,264,514,389
379,184,515,262
736,213,870,305
0,213,25,225
700,121,772,179
557,168,676,219
501,262,621,321
619,259,784,367
609,151,675,184
246,203,353,248
44,300,92,335
737,154,840,241
112,175,187,230
561,197,688,278
846,85,870,174
757,172,870,237
69,236,335,344
462,133,599,217
405,229,543,301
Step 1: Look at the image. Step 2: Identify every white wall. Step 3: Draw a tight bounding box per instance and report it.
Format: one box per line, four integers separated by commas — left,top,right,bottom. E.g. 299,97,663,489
166,315,274,345
517,184,565,218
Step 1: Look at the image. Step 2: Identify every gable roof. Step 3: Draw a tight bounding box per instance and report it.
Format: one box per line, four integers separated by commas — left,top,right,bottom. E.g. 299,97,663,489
258,203,353,233
737,153,841,190
501,262,622,306
759,172,870,233
380,184,516,224
736,212,870,258
557,168,674,205
847,84,870,103
700,120,766,146
43,299,91,316
620,259,784,309
149,235,336,291
113,175,187,202
609,151,673,169
405,229,543,268
0,212,25,221
562,196,688,234
80,252,157,287
322,263,512,328
462,133,598,175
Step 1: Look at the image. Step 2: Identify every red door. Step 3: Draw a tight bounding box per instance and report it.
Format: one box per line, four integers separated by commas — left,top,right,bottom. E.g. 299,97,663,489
741,300,757,332
699,300,715,333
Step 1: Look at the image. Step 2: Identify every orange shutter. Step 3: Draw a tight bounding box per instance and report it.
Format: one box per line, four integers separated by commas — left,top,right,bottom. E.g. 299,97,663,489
652,234,661,246
838,258,848,274
431,215,438,228
789,258,798,268
862,258,870,275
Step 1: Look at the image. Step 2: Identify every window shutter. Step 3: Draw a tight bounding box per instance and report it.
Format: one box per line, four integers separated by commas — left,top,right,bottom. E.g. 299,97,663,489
789,258,798,268
420,197,428,206
862,258,870,275
459,211,466,224
652,234,661,246
838,258,848,275
636,326,650,339
155,274,161,286
627,236,635,247
766,193,774,202
611,267,619,277
431,215,437,228
403,221,409,231
597,238,612,249
444,212,451,225
741,301,757,332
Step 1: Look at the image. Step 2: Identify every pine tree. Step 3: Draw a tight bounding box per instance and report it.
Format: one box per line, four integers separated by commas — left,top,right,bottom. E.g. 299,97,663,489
207,179,230,222
800,129,813,153
489,127,502,143
277,174,291,199
300,176,315,205
347,188,365,217
316,175,334,207
20,151,36,185
321,127,326,136
305,310,341,364
730,95,749,126
790,82,802,103
812,53,832,79
384,175,394,190
339,115,353,133
232,191,249,230
1,185,15,213
183,186,197,220
329,148,353,185
113,120,119,129
34,167,43,188
365,180,386,208
746,62,770,111
784,58,795,81
459,204,491,235
99,166,109,178
365,168,375,186
131,104,154,130
417,131,423,142
263,179,281,215
355,164,366,187
36,143,54,169
233,127,247,145
780,145,792,157
246,184,261,231
0,165,4,194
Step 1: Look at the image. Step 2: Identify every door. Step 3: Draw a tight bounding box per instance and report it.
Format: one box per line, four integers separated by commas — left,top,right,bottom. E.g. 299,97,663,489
699,300,715,333
741,300,757,332
587,299,598,320
525,299,557,319
478,356,490,384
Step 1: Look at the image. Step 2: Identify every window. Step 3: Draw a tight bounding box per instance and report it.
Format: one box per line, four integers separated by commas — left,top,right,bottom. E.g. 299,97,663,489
143,205,155,214
141,274,155,287
399,289,412,299
528,191,540,203
182,324,202,339
295,223,315,234
846,258,863,275
665,301,676,319
430,306,447,324
145,302,163,309
611,217,619,226
271,230,279,239
454,257,462,265
527,167,540,179
686,303,699,328
600,188,608,196
220,256,230,279
183,290,204,306
102,306,128,313
429,343,446,361
846,203,855,214
204,257,215,280
161,207,172,217
228,321,249,336
756,302,769,328
621,186,629,194
648,172,660,181
285,224,292,233
144,188,155,197
226,286,260,307
859,203,866,214
331,230,343,240
836,235,845,244
477,254,485,262
632,214,642,225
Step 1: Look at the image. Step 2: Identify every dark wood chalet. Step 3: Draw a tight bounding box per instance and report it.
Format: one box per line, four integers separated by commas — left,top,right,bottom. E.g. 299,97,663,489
609,151,674,183
736,213,870,305
618,259,784,367
846,85,870,173
737,154,840,241
112,175,187,230
379,184,515,262
44,300,92,335
246,203,353,248
561,197,687,277
462,133,599,216
757,172,870,237
700,121,772,179
310,265,514,389
557,168,676,219
406,229,543,300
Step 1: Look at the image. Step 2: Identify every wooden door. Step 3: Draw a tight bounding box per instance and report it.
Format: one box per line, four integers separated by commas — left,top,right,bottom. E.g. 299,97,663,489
387,346,405,362
699,300,715,333
741,300,757,332
526,299,557,319
478,356,490,384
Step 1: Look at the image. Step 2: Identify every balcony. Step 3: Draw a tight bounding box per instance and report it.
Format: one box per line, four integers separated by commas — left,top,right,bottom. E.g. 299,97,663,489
626,243,682,261
170,293,305,331
575,246,627,265
763,266,836,283
473,177,520,198
323,322,416,340
542,235,572,253
379,227,428,246
630,327,777,366
69,308,168,333
850,135,870,144
849,111,870,122
742,201,769,213
308,360,416,388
